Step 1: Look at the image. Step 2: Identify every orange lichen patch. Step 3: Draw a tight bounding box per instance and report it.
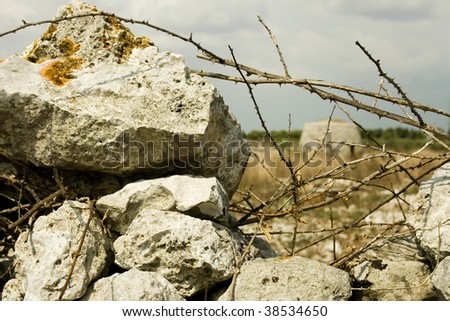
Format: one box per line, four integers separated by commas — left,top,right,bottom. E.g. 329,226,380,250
35,57,50,64
69,98,77,104
24,40,41,63
104,16,123,31
42,24,57,41
24,39,53,64
134,37,152,49
0,58,4,64
39,57,83,86
58,37,80,56
25,35,81,64
103,16,152,63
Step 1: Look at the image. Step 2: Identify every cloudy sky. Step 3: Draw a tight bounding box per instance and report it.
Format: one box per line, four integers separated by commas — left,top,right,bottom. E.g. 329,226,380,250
1,0,449,132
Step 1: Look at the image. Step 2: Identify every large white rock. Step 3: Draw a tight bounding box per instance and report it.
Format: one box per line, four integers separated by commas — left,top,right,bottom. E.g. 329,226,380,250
113,209,269,297
407,163,450,262
1,279,24,301
82,269,184,301
219,256,351,301
96,175,232,234
5,200,112,300
0,0,248,196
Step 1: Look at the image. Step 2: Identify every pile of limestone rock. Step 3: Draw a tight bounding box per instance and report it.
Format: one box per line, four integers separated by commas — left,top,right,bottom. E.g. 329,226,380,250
0,1,352,301
1,1,449,301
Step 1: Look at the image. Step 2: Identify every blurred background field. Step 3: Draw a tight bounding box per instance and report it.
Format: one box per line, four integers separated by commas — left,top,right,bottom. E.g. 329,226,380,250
231,127,448,264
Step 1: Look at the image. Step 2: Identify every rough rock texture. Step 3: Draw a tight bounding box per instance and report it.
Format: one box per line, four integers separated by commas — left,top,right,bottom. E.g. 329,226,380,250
1,279,23,301
113,209,271,297
299,119,361,160
0,0,248,196
407,163,450,262
96,175,232,234
82,269,184,301
219,256,351,301
2,201,112,300
345,237,435,301
431,257,450,300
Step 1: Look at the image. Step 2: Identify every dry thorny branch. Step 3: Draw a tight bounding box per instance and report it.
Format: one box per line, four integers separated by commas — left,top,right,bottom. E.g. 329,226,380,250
1,11,450,295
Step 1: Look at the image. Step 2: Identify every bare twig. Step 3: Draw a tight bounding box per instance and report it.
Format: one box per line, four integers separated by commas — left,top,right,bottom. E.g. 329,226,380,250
7,188,65,230
58,199,95,301
227,214,266,301
257,15,291,78
228,45,300,205
355,41,424,126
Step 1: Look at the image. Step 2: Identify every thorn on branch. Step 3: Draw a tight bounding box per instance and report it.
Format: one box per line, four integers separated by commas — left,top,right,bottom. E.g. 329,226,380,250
355,40,425,126
258,15,291,78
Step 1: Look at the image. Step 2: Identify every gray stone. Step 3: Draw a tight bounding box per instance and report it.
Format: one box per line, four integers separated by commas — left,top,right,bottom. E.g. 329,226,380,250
82,269,184,301
219,256,351,301
345,237,435,301
431,257,450,300
96,175,231,234
407,163,450,262
9,200,112,300
113,209,262,297
0,0,248,197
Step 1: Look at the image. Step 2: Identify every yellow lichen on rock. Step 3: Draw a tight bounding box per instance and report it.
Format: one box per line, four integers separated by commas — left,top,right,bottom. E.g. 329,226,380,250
39,57,83,86
42,24,57,41
58,37,81,57
103,16,152,63
24,24,58,63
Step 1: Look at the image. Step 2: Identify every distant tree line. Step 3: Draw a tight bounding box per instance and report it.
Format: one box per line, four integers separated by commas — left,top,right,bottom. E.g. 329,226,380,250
245,129,302,143
362,127,426,141
245,127,448,151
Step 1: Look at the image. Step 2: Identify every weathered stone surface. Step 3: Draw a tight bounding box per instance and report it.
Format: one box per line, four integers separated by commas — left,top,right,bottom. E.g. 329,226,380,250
1,278,24,301
7,200,112,300
431,257,450,300
218,256,351,301
82,269,184,301
0,0,248,197
407,163,450,262
345,236,435,301
113,209,268,297
96,175,231,234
